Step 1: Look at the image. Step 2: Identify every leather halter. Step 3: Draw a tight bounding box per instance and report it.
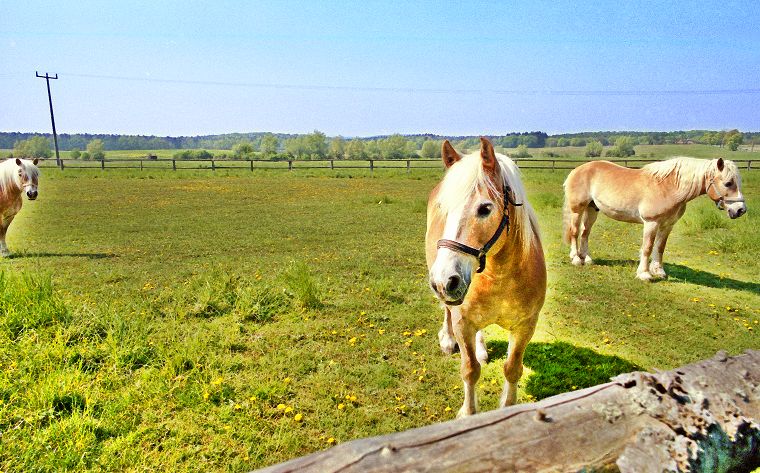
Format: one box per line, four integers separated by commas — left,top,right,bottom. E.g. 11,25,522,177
706,177,745,209
437,184,522,274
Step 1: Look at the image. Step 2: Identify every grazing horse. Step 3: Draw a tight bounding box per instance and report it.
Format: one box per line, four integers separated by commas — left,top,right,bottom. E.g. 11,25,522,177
426,138,546,417
0,158,40,257
563,157,747,280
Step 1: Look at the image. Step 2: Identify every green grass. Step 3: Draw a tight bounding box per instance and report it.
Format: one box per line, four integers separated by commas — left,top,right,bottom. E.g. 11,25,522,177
0,164,757,471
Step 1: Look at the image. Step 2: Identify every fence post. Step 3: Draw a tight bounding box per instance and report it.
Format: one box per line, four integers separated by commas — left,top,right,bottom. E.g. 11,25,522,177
60,159,64,170
250,159,254,171
330,159,334,170
101,159,105,170
370,159,374,173
552,160,556,172
172,159,176,171
623,160,628,167
748,160,752,171
406,160,410,173
140,160,143,171
288,160,293,171
211,159,215,171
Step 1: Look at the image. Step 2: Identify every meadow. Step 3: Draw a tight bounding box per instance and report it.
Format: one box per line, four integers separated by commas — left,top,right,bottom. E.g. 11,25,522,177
0,151,757,471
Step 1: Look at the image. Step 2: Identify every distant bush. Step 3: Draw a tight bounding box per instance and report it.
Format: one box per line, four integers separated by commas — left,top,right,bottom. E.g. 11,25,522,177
233,141,256,159
87,139,106,161
70,148,81,159
605,136,635,157
80,151,91,161
585,140,603,157
13,136,52,159
173,149,213,160
512,144,532,159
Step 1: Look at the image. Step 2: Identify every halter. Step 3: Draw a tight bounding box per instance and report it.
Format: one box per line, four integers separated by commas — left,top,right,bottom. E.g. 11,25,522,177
706,176,744,209
436,183,522,274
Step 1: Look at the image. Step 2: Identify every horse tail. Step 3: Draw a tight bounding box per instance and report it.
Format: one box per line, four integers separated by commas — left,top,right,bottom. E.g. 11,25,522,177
562,176,573,245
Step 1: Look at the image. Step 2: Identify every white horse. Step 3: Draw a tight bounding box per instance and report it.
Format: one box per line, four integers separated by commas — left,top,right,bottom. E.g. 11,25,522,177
0,158,40,256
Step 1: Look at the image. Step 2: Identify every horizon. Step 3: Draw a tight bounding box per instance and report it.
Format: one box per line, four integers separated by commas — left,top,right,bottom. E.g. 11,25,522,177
3,1,760,136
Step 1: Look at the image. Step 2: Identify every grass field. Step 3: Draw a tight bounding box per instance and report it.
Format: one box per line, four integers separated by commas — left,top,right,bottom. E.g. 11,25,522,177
0,158,757,471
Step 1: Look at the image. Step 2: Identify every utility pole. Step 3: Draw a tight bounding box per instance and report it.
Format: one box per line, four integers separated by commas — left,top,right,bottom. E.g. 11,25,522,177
36,72,62,169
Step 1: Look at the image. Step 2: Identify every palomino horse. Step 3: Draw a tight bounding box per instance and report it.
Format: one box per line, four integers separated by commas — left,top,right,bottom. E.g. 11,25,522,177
563,157,747,280
426,138,546,417
0,158,40,257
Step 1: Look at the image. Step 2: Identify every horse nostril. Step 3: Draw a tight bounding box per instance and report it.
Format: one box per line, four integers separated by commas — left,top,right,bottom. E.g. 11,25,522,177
445,275,461,293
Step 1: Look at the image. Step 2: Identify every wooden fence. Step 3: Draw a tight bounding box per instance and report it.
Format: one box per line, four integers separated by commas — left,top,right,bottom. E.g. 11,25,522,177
36,157,759,172
255,350,760,473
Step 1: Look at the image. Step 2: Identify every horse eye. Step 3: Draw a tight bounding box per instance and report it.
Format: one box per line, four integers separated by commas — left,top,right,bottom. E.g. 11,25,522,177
477,203,493,217
724,181,733,187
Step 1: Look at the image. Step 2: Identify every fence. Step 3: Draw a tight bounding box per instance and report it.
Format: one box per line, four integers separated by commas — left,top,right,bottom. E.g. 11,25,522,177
36,157,758,172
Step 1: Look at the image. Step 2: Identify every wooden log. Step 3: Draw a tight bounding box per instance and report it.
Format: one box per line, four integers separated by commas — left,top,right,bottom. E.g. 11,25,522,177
255,350,760,473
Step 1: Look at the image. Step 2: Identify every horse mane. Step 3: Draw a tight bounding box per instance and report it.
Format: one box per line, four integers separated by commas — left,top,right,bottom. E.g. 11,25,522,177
0,158,38,198
436,152,539,256
643,157,736,200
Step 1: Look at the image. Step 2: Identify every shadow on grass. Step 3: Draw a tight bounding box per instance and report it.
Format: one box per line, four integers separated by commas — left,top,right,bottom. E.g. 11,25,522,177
7,252,116,260
487,340,641,401
594,258,760,295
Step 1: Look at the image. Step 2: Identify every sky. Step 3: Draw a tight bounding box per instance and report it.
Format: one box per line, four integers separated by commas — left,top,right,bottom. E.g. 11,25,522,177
2,0,760,137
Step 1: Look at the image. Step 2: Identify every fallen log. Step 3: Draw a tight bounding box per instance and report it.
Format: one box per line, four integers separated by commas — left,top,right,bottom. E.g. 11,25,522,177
255,350,760,473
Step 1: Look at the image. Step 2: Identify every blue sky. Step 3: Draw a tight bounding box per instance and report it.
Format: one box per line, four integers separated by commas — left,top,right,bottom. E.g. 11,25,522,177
2,0,759,136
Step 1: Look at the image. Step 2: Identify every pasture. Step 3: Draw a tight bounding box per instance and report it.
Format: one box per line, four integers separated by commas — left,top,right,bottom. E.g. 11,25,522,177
0,163,757,471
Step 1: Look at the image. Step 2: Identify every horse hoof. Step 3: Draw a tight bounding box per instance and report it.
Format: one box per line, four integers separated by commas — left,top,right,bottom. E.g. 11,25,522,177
637,272,653,282
584,256,593,265
456,407,475,419
0,251,9,258
438,330,457,355
649,267,667,279
571,256,583,266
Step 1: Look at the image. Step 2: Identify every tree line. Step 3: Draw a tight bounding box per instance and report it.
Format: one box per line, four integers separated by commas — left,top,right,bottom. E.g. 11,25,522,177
3,129,752,161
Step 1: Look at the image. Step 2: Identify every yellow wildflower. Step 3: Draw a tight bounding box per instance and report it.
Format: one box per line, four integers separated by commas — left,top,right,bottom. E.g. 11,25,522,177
294,413,303,422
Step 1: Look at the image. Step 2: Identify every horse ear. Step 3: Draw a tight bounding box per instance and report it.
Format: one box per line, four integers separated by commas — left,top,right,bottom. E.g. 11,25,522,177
717,157,725,172
15,158,22,166
441,140,461,168
480,137,497,173
33,158,39,165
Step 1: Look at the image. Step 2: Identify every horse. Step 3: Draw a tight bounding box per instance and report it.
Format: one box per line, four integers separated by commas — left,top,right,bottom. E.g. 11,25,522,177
0,158,40,257
563,157,747,280
426,138,546,418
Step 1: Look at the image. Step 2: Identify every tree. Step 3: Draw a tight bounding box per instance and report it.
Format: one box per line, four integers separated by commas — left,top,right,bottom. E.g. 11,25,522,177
260,134,279,158
86,139,106,161
329,136,346,159
345,139,366,160
305,130,328,159
233,141,255,159
13,136,52,159
70,148,81,159
379,134,410,159
420,140,441,159
569,138,586,147
285,136,307,159
584,140,603,157
557,138,570,147
725,131,743,151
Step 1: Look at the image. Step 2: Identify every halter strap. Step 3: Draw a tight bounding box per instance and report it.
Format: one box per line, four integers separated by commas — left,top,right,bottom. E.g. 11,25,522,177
707,179,745,205
436,184,522,273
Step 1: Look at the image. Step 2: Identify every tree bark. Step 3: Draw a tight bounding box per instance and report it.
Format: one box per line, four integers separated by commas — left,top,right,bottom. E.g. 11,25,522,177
255,350,760,473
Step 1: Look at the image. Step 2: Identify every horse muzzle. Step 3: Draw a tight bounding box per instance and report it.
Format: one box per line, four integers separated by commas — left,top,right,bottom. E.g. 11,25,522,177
728,205,747,219
429,272,470,306
26,190,38,200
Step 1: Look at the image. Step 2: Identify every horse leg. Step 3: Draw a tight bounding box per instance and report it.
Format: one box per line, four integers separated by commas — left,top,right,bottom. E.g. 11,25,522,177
438,307,457,355
650,206,684,279
0,215,14,257
568,208,585,266
579,208,599,265
637,221,659,281
500,323,535,407
475,330,488,365
452,314,480,418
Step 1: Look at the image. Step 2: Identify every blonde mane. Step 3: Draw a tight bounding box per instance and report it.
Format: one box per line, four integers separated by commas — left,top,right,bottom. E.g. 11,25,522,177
643,157,736,200
436,152,539,255
0,158,39,198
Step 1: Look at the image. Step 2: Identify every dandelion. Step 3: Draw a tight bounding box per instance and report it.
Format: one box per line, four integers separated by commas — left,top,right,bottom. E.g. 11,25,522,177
294,413,303,422
444,406,452,412
284,377,292,384
234,404,242,411
277,403,287,410
360,311,366,316
337,403,345,410
211,377,223,386
378,329,385,335
348,337,357,345
418,375,424,382
284,406,293,414
349,395,357,402
203,392,210,401
403,331,412,337
327,437,336,445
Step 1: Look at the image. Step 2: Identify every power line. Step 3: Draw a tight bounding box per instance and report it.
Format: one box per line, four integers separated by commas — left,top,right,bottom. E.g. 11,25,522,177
59,72,760,97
